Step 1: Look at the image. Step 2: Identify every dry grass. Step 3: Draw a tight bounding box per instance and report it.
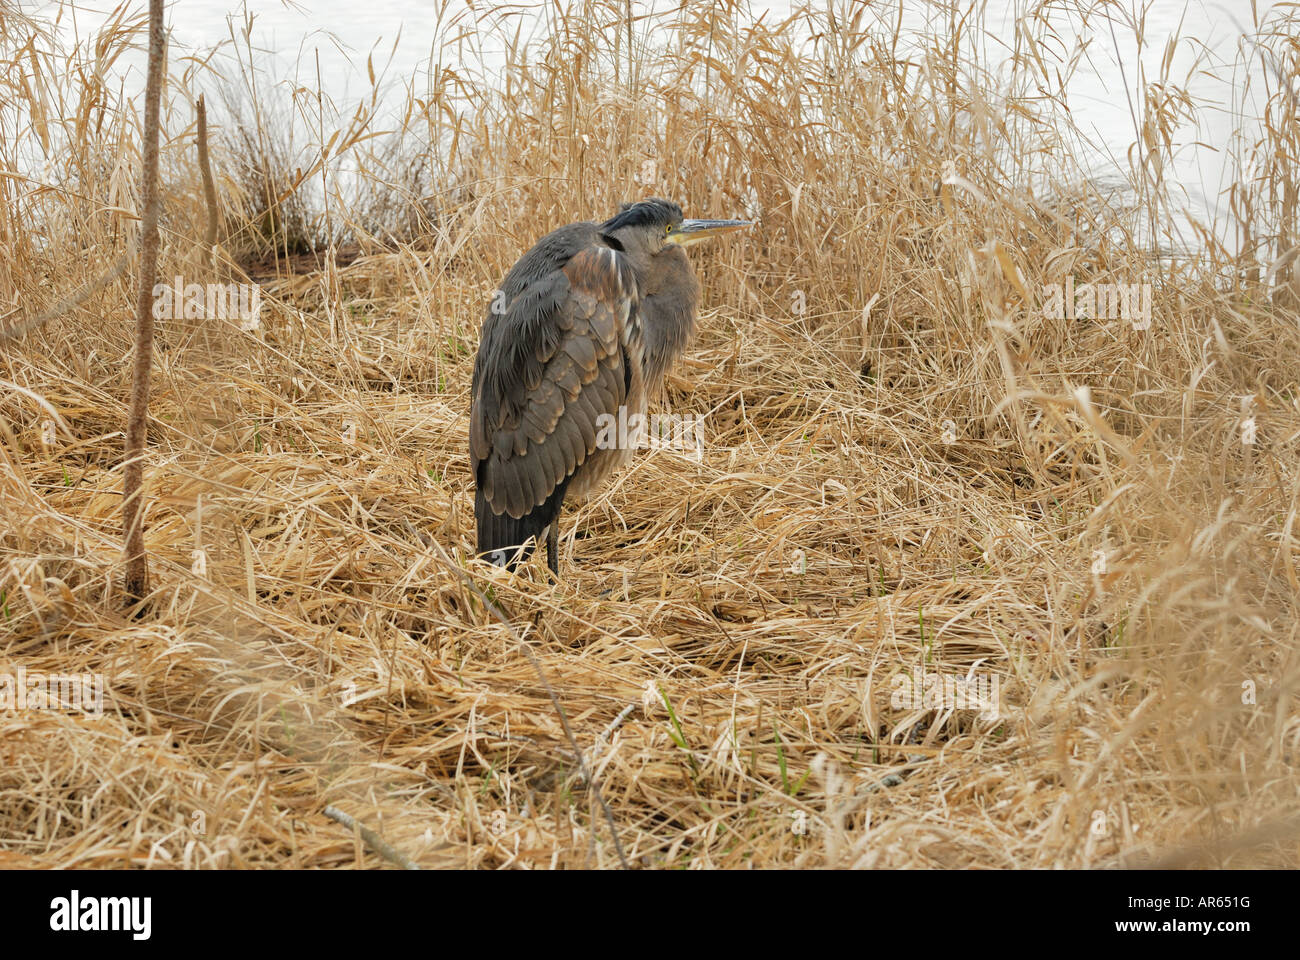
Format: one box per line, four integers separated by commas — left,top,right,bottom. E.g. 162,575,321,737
1,0,1298,868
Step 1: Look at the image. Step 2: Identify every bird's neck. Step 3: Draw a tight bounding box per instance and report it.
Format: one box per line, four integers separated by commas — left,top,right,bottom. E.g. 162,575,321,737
639,250,700,392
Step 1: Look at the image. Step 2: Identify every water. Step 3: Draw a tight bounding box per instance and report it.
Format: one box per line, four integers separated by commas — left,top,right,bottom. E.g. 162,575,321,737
26,0,1288,250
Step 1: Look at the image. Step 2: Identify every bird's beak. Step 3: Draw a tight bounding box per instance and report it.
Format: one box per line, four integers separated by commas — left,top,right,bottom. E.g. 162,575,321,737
666,218,753,247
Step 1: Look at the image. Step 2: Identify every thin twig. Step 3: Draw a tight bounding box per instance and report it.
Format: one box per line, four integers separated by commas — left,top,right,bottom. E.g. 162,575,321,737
322,805,421,870
0,250,131,344
582,702,636,776
122,0,165,605
196,93,220,265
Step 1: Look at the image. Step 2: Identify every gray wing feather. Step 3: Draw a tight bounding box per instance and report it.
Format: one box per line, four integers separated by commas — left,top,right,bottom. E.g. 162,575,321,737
472,235,640,520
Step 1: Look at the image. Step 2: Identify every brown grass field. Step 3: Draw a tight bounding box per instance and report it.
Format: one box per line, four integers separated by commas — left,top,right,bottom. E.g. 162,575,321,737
1,0,1298,868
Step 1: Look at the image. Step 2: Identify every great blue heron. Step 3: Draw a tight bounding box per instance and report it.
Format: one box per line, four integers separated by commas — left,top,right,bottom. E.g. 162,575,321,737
470,197,750,575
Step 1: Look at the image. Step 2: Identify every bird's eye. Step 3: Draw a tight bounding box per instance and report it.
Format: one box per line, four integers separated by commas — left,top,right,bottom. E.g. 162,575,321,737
665,224,672,236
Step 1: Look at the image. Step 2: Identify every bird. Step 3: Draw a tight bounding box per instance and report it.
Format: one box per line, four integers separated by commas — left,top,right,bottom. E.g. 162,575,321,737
470,197,750,575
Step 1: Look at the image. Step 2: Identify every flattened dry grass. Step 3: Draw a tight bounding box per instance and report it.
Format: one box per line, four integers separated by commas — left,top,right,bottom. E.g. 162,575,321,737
1,0,1298,868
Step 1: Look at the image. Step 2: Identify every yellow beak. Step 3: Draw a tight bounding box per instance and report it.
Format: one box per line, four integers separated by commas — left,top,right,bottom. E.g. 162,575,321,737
666,218,753,247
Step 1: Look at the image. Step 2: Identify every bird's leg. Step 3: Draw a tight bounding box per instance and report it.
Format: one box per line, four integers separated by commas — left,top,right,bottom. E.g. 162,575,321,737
546,521,560,577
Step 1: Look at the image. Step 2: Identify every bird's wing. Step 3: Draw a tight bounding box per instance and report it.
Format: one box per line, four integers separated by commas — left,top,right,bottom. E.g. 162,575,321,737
472,244,641,520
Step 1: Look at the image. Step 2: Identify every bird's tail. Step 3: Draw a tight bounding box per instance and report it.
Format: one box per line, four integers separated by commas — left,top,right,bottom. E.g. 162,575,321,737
475,478,568,570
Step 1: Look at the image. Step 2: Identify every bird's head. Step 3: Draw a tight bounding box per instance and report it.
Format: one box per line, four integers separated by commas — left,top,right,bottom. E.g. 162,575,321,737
600,198,751,260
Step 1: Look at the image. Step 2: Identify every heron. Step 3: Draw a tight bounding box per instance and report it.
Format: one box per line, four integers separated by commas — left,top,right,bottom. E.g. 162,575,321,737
470,197,751,575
